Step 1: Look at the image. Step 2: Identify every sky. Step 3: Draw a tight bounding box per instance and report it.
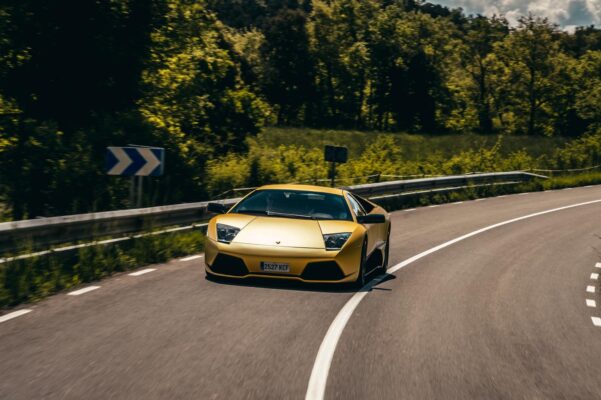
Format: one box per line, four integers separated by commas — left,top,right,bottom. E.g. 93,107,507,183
432,0,601,30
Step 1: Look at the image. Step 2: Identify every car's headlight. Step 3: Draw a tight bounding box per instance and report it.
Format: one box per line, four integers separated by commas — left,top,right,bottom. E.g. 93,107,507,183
323,232,351,250
216,223,240,243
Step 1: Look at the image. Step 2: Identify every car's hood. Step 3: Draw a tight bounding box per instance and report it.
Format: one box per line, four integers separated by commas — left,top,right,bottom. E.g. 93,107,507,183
233,216,325,248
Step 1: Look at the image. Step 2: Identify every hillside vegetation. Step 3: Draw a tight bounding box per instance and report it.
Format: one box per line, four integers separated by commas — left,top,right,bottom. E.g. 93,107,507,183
1,1,601,220
205,127,601,195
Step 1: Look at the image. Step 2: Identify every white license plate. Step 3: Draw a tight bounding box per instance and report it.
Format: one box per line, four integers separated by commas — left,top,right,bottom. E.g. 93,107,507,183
261,262,289,273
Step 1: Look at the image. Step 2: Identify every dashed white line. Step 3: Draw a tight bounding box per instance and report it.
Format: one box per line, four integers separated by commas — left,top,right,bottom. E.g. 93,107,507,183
68,286,100,296
587,285,596,293
404,208,416,212
428,205,439,208
305,197,601,400
584,185,593,188
180,254,203,262
452,202,463,205
518,193,529,196
129,268,156,276
497,195,507,198
592,317,601,327
587,299,597,308
591,273,599,280
475,198,486,202
0,309,32,323
596,262,601,269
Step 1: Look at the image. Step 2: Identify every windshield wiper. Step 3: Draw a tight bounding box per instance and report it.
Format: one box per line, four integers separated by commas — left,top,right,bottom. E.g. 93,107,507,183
266,210,316,220
236,210,268,215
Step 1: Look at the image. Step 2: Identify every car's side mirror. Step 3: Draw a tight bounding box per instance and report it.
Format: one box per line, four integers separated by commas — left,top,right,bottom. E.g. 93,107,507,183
207,202,228,214
357,214,386,224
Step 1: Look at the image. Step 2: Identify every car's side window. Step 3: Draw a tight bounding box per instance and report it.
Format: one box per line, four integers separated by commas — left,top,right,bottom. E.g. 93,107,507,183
346,193,366,216
355,195,375,213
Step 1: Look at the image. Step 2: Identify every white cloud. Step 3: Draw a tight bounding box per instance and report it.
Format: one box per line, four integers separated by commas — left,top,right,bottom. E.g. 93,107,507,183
432,0,600,28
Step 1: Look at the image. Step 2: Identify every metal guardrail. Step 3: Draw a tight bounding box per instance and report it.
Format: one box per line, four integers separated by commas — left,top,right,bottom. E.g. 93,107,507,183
343,171,546,196
0,171,545,253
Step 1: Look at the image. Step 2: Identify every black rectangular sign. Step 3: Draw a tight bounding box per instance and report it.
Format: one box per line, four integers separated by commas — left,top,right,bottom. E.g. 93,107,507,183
324,145,348,163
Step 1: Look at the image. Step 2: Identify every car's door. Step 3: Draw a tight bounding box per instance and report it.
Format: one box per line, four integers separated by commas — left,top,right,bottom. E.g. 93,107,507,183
345,192,378,257
355,194,388,246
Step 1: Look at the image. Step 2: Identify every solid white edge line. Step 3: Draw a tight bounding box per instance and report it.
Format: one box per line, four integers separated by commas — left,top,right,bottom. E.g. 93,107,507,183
587,299,597,308
587,285,596,293
305,198,601,400
592,317,601,327
128,268,156,277
591,273,599,280
0,309,32,323
180,254,203,262
68,286,100,296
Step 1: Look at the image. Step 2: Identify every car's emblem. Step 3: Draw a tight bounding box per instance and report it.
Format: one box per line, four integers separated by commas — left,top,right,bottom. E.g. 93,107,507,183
276,240,281,244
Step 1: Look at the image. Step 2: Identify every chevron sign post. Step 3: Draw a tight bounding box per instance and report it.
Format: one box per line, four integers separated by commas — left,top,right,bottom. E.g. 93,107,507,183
105,146,164,176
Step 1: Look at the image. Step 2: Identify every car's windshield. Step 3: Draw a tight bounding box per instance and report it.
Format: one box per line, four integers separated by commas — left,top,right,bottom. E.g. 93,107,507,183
231,189,352,221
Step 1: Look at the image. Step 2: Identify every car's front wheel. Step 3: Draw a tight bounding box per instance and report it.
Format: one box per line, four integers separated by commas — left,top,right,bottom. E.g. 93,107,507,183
353,238,368,289
381,228,390,273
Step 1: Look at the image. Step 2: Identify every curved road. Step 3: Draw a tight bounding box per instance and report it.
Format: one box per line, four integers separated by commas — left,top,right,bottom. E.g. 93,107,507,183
1,186,601,399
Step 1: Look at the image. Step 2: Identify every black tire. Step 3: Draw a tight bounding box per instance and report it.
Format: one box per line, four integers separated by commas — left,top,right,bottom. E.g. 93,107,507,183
353,238,368,289
381,228,390,273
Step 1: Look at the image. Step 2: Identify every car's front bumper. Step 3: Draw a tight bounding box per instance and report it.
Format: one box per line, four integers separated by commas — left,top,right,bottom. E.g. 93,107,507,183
204,238,362,283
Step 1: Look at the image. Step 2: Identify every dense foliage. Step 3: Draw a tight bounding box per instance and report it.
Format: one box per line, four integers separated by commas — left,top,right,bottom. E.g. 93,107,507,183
1,0,601,220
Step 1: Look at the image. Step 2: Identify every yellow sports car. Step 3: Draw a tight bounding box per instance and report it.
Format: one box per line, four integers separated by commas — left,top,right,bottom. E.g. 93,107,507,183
205,184,391,286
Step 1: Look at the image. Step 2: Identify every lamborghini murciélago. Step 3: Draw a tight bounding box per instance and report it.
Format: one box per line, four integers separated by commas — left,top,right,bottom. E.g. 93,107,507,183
204,184,391,286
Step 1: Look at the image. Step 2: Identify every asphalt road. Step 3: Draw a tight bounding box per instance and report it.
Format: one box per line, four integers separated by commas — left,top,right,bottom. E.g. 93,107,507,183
1,186,601,399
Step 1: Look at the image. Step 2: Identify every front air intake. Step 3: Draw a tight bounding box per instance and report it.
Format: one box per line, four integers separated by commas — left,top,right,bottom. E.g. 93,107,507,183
210,254,249,276
301,261,344,281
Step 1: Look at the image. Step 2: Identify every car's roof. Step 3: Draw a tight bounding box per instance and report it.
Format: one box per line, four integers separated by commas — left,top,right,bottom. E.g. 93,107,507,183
256,184,345,195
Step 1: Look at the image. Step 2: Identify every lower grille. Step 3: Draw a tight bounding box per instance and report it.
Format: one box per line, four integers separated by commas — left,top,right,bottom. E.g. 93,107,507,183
301,261,344,281
210,254,249,276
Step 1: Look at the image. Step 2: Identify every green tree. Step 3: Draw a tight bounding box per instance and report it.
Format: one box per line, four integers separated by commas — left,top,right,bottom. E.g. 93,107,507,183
488,16,571,136
139,0,270,199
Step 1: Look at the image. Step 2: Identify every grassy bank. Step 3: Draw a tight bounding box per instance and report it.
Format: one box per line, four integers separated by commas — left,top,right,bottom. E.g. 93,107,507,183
0,230,204,308
260,127,569,160
206,127,601,196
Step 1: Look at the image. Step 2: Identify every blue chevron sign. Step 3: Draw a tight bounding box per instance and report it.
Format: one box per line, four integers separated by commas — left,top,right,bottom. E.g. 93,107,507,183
105,146,165,176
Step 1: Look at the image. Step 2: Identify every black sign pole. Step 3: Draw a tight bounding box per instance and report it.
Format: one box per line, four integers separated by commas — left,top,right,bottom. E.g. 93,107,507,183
330,161,336,188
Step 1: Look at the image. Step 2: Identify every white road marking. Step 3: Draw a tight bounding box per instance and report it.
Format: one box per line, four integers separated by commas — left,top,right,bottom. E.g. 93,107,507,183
305,198,601,400
592,317,601,327
584,185,593,188
518,193,529,196
563,187,573,190
497,195,507,198
0,309,32,323
475,198,486,202
404,208,416,212
128,268,156,276
592,273,599,280
180,254,203,262
428,205,439,208
596,262,601,269
587,285,596,293
68,286,100,296
587,299,597,308
452,202,463,205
